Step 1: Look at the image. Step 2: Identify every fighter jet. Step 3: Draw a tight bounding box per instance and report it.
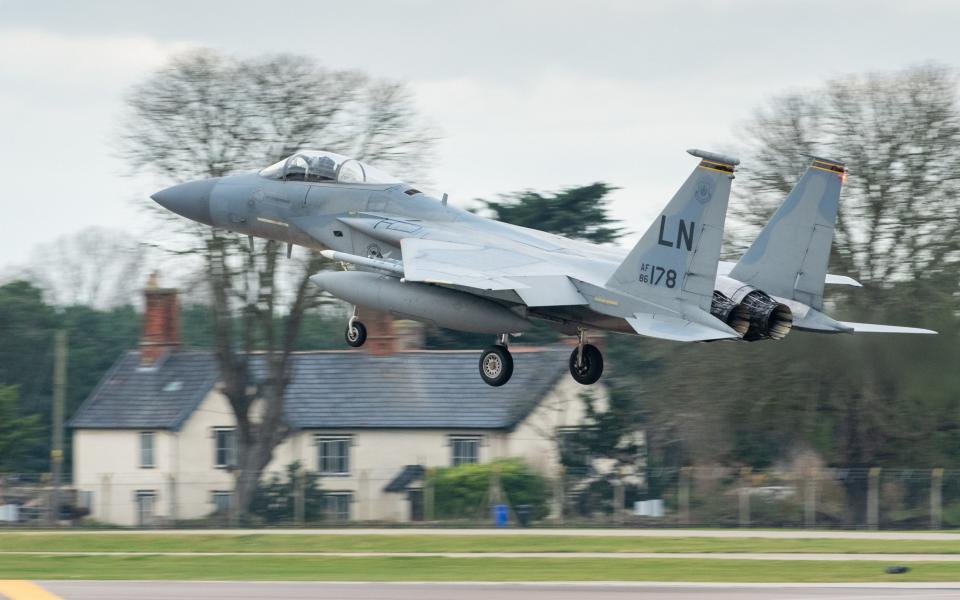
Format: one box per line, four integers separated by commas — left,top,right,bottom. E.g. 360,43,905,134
710,156,935,339
151,149,931,388
153,148,744,386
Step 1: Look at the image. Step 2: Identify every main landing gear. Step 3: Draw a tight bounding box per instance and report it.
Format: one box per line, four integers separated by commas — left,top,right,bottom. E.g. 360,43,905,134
345,308,367,348
569,329,603,385
479,333,513,387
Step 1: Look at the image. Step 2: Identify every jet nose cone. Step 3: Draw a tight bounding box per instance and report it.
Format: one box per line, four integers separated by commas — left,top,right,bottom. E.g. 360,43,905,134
151,178,218,226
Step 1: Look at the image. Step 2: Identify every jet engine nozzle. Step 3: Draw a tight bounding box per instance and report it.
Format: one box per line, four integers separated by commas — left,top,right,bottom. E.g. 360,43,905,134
709,291,750,336
738,290,793,341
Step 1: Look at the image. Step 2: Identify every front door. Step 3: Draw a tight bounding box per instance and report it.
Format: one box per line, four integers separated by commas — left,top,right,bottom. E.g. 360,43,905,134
408,489,424,522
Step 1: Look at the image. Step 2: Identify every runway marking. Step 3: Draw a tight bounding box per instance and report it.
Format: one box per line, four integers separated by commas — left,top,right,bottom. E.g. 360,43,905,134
2,551,960,561
0,581,62,600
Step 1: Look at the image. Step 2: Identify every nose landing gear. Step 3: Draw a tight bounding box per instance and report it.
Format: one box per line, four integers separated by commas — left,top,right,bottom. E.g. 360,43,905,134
479,333,513,387
344,308,367,348
569,329,603,385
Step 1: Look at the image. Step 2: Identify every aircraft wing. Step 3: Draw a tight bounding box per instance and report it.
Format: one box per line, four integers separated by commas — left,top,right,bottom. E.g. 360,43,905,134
717,261,862,287
625,313,740,341
400,238,589,306
839,322,937,335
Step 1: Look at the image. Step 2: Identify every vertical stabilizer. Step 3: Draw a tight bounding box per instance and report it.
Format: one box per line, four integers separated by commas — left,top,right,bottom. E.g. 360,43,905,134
606,149,737,313
729,157,845,309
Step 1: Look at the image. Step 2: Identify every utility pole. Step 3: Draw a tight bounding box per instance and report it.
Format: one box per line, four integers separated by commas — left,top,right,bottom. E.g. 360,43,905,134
51,330,67,526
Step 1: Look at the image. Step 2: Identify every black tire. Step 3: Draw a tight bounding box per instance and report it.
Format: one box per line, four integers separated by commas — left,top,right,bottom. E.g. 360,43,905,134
345,321,367,347
479,345,514,387
569,344,603,385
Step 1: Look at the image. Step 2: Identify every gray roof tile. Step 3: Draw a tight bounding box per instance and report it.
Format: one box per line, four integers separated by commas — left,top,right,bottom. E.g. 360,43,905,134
69,348,569,431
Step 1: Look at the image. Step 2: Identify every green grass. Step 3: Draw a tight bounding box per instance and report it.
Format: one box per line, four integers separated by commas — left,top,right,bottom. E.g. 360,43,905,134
1,533,959,554
0,555,957,582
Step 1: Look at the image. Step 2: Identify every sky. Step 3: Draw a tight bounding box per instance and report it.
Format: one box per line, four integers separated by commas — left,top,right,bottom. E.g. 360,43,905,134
3,0,960,273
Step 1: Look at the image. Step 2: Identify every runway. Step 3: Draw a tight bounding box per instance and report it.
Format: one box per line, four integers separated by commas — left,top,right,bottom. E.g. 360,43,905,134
25,581,960,600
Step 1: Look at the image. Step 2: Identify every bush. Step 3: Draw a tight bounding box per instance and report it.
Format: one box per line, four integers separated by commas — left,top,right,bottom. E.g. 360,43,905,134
249,461,324,524
430,458,551,521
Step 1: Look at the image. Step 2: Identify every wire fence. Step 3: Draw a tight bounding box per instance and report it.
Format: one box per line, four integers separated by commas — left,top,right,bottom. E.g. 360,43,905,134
1,467,957,529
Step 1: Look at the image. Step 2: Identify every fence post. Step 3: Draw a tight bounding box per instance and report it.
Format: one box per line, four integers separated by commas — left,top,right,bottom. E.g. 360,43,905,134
931,468,943,530
424,470,435,521
679,467,691,526
804,467,817,528
293,468,305,526
867,467,881,530
553,466,565,525
359,469,370,522
738,467,751,527
613,480,625,525
167,474,177,525
100,474,111,523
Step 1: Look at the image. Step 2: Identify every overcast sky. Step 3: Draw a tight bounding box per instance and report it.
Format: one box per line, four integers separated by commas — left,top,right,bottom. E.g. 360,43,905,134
3,0,960,272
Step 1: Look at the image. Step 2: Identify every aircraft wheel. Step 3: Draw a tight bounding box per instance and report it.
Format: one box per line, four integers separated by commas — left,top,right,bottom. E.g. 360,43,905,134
569,344,603,385
345,321,367,348
479,345,513,387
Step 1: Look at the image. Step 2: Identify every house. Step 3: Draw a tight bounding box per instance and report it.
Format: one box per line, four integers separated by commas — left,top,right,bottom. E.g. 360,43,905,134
69,278,604,526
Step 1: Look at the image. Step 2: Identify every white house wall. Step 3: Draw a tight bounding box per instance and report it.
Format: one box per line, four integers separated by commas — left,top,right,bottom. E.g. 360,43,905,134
506,376,603,477
73,378,602,525
72,390,236,526
73,428,177,526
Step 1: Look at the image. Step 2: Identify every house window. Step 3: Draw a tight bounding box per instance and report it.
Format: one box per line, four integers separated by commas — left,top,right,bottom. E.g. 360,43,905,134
211,491,233,514
139,432,155,469
135,490,156,527
557,426,591,468
214,428,237,468
450,436,480,466
317,436,351,475
323,492,352,521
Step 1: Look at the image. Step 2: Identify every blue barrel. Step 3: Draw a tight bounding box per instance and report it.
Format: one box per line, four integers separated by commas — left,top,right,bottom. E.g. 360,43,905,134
493,504,509,527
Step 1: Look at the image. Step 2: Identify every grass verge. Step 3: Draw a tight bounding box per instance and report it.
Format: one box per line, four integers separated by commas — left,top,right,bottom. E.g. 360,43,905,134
0,555,958,582
1,533,959,554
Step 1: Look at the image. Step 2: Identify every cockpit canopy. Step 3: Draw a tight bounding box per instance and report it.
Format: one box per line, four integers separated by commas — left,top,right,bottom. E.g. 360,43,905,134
259,150,401,185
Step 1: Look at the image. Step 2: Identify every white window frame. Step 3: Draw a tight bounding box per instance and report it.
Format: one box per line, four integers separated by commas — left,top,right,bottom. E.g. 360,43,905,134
211,490,233,514
135,489,156,527
213,427,237,469
322,491,352,521
316,435,352,476
139,431,155,469
449,435,482,467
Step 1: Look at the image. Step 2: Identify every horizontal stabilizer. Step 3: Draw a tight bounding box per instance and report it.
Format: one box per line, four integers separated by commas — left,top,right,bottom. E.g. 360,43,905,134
825,273,862,287
626,313,741,342
840,322,937,335
718,261,861,288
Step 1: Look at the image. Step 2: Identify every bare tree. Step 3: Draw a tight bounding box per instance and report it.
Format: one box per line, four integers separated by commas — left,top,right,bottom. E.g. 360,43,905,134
728,65,960,522
736,64,960,291
118,49,437,515
18,227,148,308
607,66,960,526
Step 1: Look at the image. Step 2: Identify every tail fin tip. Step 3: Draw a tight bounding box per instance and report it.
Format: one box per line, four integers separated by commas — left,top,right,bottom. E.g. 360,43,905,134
687,148,740,166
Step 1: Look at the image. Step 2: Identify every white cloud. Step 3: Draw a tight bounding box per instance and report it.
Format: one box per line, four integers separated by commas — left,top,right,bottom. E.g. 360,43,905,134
411,69,821,243
0,28,191,86
0,29,192,268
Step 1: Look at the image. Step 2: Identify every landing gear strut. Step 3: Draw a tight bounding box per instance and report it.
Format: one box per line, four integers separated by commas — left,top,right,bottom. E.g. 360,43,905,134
344,308,367,348
479,333,513,387
569,329,603,385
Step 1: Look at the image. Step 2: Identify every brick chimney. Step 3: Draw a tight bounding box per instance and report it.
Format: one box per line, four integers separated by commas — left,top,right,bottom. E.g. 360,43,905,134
140,272,180,366
364,310,424,356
